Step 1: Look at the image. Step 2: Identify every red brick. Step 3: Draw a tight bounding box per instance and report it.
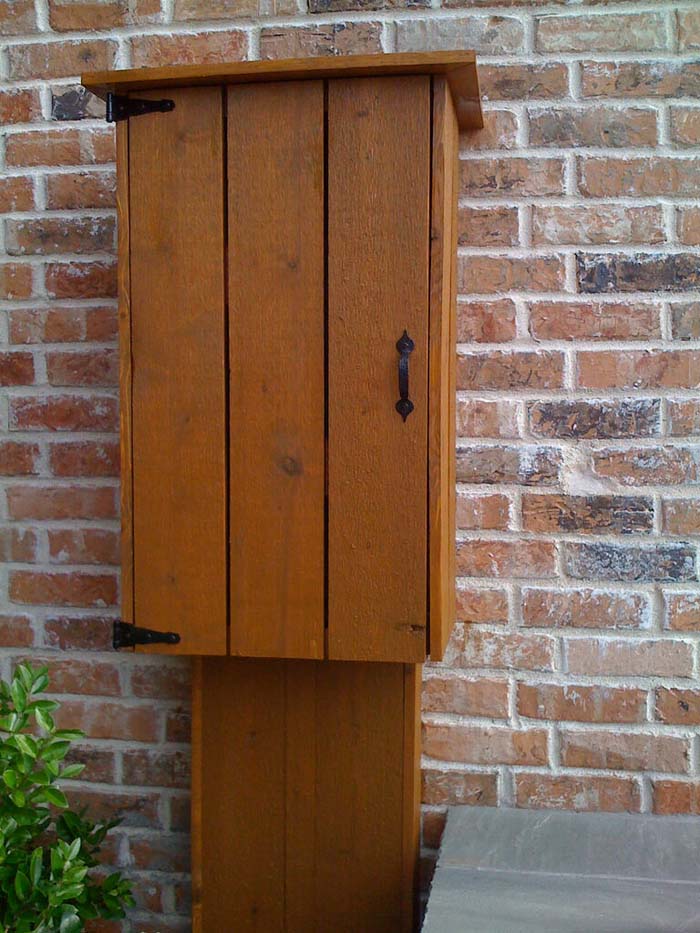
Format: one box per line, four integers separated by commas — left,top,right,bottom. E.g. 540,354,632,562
173,0,262,18
679,9,700,51
579,158,700,198
6,129,82,167
532,205,663,246
517,683,645,723
261,22,382,58
48,528,119,565
656,688,700,725
423,723,548,766
456,445,561,486
0,615,34,647
652,781,700,815
456,493,510,531
0,529,37,563
479,63,568,101
670,108,700,150
22,656,120,695
530,106,657,149
678,208,700,247
0,88,41,124
56,700,158,742
522,494,653,535
456,398,519,438
0,441,39,476
8,39,117,80
49,0,129,30
65,745,115,783
85,307,118,341
536,12,665,53
461,158,564,197
516,774,640,813
46,262,117,300
582,61,700,99
10,308,83,344
422,769,498,807
44,614,113,650
46,172,116,210
452,628,555,672
459,255,565,294
10,395,118,432
592,446,700,486
578,350,700,389
0,352,34,387
130,662,191,700
456,540,557,579
567,638,693,678
423,675,508,718
668,399,700,436
129,834,189,873
662,499,700,536
70,789,162,829
7,484,117,520
6,218,115,257
459,111,518,151
0,264,33,300
561,730,688,773
49,441,119,477
665,593,700,632
455,587,509,625
0,0,37,33
457,300,517,343
396,16,524,54
522,588,648,629
169,796,190,832
9,570,117,607
166,709,190,743
0,177,34,212
131,30,247,67
47,349,118,387
529,302,659,340
422,810,446,850
458,350,564,390
123,749,190,788
458,206,518,247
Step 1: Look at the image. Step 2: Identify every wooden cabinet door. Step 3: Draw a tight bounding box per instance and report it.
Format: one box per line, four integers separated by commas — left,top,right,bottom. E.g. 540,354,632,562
127,88,227,654
327,77,431,663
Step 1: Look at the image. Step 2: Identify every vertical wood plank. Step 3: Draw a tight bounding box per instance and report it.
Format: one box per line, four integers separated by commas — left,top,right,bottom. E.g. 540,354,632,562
401,663,422,932
328,76,431,663
428,78,459,662
227,82,325,660
129,88,226,655
191,658,203,933
116,119,133,628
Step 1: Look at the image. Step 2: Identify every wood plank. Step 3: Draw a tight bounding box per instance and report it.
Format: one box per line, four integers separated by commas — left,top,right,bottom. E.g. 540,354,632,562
401,663,422,932
116,119,133,628
198,658,286,931
81,52,483,131
428,78,459,662
191,658,203,933
129,87,226,654
327,76,431,663
228,81,324,660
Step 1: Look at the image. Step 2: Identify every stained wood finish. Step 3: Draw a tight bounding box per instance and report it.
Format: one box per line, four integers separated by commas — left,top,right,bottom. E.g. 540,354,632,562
428,78,459,662
129,88,226,654
328,76,431,663
228,81,324,660
196,657,418,933
82,52,483,131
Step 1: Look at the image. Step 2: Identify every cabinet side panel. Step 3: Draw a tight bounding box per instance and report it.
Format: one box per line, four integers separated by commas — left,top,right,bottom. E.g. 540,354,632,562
327,76,431,663
129,87,227,654
428,78,459,662
227,81,325,660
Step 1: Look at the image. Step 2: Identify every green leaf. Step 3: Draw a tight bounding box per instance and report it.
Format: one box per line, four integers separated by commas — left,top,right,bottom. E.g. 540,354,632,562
2,770,17,790
66,838,81,862
10,791,25,808
12,734,37,758
14,870,30,901
58,763,85,780
43,787,68,809
42,740,70,762
59,907,81,933
52,731,84,742
29,847,43,886
9,679,27,713
35,709,55,734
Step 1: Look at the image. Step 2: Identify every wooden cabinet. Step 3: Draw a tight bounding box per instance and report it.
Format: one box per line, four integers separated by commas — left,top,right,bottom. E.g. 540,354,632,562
84,51,481,933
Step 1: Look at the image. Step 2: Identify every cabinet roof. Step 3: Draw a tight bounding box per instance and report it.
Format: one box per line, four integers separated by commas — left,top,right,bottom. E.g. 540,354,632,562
82,50,482,130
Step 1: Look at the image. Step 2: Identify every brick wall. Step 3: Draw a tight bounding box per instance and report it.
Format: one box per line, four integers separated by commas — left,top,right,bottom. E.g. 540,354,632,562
1,0,699,928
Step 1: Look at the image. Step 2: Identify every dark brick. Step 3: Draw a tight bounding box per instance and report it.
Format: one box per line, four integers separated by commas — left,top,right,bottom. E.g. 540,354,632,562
582,60,700,99
578,253,700,294
529,399,660,439
522,494,654,535
564,542,696,583
51,86,104,121
672,302,700,340
310,0,426,9
456,445,561,486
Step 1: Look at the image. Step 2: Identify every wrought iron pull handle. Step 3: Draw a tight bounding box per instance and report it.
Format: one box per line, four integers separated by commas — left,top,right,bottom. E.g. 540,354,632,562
113,620,181,650
395,330,415,422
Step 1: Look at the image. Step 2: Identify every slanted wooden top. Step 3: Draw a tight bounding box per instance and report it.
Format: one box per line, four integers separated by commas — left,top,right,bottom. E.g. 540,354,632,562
82,51,482,130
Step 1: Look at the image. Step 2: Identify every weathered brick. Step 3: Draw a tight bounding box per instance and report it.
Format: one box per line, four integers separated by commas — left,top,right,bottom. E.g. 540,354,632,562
65,745,115,784
460,110,518,151
0,529,37,563
422,769,497,807
8,39,118,80
423,723,548,766
123,749,190,788
0,177,34,212
461,254,565,293
452,628,556,671
458,206,519,247
578,252,700,294
461,157,564,197
129,833,190,873
668,400,700,436
479,63,568,101
579,158,700,198
0,0,37,33
0,264,33,300
260,23,382,58
656,688,700,725
165,708,190,744
678,209,700,247
457,492,510,531
9,395,118,433
456,445,561,486
582,61,700,99
0,353,34,386
458,350,564,390
531,302,660,341
567,638,693,678
563,542,696,583
536,12,665,53
51,85,104,121
131,30,247,66
456,540,557,579
0,441,39,476
9,570,118,607
592,446,700,486
47,349,118,387
665,593,700,632
522,588,648,630
20,655,120,695
396,16,524,54
670,108,700,150
457,300,517,343
518,683,646,724
653,781,700,815
0,615,34,648
0,88,41,124
529,399,660,439
130,662,190,700
671,302,700,340
46,261,117,299
68,789,161,829
44,614,113,651
455,588,509,625
679,9,700,51
47,172,116,209
529,106,657,149
176,0,290,16
6,218,115,256
423,675,508,718
7,484,117,521
561,730,688,774
49,441,119,477
56,700,158,742
662,500,700,536
532,206,663,247
578,350,700,389
48,0,130,30
522,494,653,535
515,774,640,813
456,399,519,438
48,528,119,565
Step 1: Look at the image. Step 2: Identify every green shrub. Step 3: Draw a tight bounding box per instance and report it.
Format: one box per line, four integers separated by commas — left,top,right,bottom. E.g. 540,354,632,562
0,662,134,932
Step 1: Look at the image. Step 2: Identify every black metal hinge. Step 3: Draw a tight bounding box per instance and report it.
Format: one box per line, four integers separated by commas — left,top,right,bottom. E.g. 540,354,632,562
106,93,175,123
113,620,181,650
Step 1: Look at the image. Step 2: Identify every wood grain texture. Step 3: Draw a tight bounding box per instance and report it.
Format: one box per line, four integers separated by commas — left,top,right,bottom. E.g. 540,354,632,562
402,663,422,932
191,658,203,933
428,78,459,662
228,81,324,660
129,88,226,654
327,76,431,663
81,52,483,130
116,119,133,629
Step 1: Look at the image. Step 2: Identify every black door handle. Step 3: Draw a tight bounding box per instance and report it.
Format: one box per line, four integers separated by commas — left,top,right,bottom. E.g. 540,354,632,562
395,330,415,422
113,620,181,650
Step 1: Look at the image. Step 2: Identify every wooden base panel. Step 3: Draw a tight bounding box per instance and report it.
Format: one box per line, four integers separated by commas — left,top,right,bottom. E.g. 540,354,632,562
192,657,421,933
